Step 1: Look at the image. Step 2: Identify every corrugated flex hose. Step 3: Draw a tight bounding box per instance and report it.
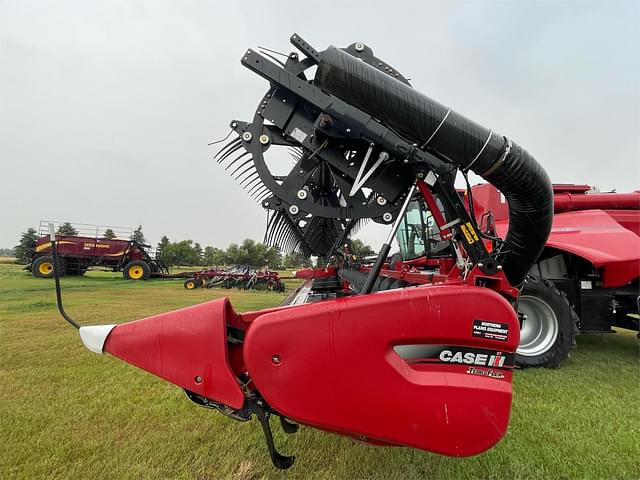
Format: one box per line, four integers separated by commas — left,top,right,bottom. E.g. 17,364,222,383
315,47,553,286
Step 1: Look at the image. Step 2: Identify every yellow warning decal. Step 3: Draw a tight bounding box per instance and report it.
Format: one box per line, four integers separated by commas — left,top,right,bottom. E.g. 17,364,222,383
460,222,479,244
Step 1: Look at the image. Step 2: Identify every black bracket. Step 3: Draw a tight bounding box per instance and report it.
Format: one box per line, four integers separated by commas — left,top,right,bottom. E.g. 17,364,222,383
248,401,295,470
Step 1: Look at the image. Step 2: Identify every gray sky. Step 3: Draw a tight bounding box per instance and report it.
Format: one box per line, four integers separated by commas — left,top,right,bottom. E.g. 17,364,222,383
1,0,639,250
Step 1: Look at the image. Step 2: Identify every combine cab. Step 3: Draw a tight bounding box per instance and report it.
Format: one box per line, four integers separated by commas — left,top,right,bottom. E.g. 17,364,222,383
29,221,168,280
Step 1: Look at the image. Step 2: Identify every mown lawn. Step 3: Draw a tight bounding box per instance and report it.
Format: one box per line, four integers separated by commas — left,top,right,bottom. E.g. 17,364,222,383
1,263,638,479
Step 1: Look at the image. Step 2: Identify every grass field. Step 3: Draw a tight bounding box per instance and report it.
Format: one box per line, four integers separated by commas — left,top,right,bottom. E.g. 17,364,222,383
1,263,638,479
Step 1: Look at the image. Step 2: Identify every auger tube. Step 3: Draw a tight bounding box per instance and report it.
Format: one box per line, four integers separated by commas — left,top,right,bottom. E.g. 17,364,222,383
315,47,553,285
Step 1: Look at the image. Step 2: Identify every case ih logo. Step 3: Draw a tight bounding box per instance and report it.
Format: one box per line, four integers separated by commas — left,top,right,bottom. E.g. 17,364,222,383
439,349,506,368
402,346,514,371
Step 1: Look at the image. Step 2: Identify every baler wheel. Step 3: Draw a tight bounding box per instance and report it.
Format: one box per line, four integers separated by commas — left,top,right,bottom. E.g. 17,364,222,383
184,278,198,290
32,256,57,278
516,276,579,368
123,260,151,280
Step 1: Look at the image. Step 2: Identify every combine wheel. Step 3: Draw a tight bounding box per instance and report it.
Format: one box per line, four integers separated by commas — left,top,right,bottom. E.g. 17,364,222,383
32,256,58,278
516,276,579,368
184,278,199,290
123,260,151,280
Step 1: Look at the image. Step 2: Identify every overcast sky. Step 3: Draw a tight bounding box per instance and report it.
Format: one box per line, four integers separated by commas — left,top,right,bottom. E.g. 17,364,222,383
1,0,638,250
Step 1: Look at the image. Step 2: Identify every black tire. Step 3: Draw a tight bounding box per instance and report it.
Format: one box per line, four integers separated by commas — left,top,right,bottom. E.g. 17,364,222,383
123,260,151,280
516,275,579,368
32,256,60,278
184,278,198,290
65,262,87,276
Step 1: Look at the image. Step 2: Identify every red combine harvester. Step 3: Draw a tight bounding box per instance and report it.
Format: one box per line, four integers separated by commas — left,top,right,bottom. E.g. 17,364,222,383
51,35,631,468
294,184,638,368
30,221,168,280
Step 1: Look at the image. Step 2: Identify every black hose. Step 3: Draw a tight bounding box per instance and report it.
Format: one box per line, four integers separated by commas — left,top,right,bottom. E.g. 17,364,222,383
315,47,553,285
51,240,81,329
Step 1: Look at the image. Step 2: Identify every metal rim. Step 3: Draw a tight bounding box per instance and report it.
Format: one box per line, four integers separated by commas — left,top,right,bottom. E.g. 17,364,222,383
517,295,559,357
185,281,195,289
129,266,143,279
39,262,53,275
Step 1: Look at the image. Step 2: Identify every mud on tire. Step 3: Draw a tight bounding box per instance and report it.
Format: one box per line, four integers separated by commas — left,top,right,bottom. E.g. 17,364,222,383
516,275,579,368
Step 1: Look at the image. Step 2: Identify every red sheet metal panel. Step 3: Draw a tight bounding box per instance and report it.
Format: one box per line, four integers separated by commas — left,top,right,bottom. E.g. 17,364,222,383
244,285,519,457
104,299,245,409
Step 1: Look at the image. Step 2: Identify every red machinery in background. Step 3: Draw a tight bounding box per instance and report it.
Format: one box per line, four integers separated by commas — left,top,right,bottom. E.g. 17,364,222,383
29,221,167,279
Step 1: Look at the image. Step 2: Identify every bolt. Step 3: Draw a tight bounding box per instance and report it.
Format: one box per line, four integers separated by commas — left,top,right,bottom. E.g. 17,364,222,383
355,42,365,52
271,354,281,365
289,205,299,215
194,375,203,384
297,189,308,200
376,196,387,206
231,122,237,129
382,212,393,222
478,263,484,268
346,128,351,133
259,134,270,145
263,201,270,207
497,265,503,270
242,131,252,142
416,171,425,179
282,98,286,103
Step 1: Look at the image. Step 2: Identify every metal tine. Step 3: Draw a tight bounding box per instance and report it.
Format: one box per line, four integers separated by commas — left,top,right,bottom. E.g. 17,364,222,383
233,164,256,182
245,173,263,190
281,226,294,252
243,175,263,193
285,227,300,252
266,212,284,245
228,155,253,177
214,137,241,160
263,211,275,245
271,213,289,247
258,50,286,67
256,192,272,205
238,171,258,190
240,171,260,188
250,184,269,199
225,151,252,172
218,142,245,165
250,185,268,201
253,187,271,202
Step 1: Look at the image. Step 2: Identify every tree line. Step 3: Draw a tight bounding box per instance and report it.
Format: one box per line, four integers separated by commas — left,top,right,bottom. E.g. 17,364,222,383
12,224,374,269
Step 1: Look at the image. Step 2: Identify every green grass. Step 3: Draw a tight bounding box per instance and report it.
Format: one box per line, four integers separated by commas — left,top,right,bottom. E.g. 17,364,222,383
1,263,638,479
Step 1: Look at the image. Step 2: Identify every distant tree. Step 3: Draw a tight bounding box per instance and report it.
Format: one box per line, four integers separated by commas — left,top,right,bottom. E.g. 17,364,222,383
56,222,78,237
283,251,309,268
225,239,282,268
0,247,15,257
14,228,38,264
351,238,375,257
157,235,170,251
132,225,146,244
162,239,200,266
193,242,203,262
103,228,116,239
203,246,226,266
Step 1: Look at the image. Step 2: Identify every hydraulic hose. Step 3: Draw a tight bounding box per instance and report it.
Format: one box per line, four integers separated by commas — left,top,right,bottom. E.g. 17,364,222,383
315,47,553,286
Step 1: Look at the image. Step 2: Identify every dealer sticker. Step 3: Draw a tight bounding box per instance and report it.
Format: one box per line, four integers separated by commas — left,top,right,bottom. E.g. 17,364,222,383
472,319,509,342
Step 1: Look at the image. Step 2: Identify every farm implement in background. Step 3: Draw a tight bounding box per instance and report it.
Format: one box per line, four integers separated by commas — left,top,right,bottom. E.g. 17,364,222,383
57,34,562,469
29,221,168,280
183,266,286,292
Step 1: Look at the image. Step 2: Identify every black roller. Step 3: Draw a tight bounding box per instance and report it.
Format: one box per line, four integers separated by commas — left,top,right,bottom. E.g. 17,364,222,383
316,47,553,285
